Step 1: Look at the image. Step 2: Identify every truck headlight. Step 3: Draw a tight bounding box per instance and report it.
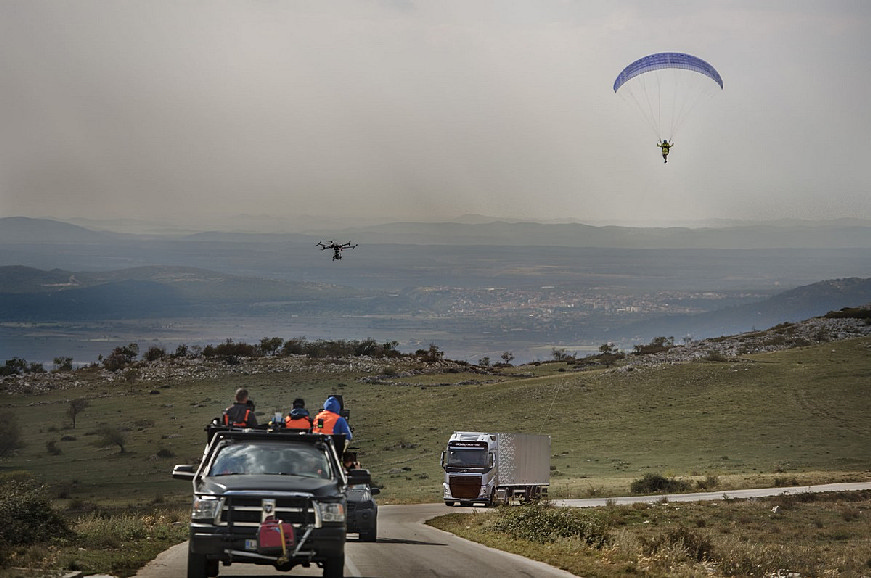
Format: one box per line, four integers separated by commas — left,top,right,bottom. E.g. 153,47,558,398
314,501,346,524
191,496,222,522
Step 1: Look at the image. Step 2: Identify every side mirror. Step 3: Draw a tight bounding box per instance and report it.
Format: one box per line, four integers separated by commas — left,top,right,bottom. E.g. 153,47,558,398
172,464,196,480
346,468,372,486
370,487,381,495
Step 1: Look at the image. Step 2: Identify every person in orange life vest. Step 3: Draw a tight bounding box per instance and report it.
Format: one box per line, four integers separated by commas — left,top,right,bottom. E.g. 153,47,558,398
284,398,313,431
223,387,257,427
313,396,352,440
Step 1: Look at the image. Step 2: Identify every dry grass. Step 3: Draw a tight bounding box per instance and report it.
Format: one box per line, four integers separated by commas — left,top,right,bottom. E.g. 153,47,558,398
2,336,870,575
429,490,871,577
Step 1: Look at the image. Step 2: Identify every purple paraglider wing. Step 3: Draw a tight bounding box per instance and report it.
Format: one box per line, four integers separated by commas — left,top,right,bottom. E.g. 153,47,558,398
614,52,723,92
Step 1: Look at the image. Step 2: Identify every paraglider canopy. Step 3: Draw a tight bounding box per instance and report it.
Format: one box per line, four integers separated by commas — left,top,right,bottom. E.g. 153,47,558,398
613,52,723,93
614,52,723,144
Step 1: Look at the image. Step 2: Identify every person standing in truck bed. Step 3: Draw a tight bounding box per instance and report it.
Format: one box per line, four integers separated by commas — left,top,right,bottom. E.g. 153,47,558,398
285,398,313,431
313,396,352,440
223,388,257,427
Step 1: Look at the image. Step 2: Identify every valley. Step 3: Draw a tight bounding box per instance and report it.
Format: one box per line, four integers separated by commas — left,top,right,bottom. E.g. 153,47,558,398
3,217,871,366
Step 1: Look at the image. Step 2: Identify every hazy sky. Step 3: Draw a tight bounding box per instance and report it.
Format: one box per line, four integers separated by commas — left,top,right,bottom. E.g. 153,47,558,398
1,1,870,230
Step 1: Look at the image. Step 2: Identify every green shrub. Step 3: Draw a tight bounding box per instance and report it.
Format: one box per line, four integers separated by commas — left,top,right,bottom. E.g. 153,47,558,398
630,473,692,495
641,525,714,562
485,502,609,548
704,350,729,362
825,306,871,320
0,411,24,457
0,473,70,546
695,475,719,490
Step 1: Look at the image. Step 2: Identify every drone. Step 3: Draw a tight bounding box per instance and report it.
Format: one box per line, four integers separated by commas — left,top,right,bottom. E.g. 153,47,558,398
317,241,358,261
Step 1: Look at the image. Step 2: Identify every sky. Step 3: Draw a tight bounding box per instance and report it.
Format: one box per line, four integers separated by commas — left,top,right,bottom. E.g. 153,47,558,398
1,1,870,231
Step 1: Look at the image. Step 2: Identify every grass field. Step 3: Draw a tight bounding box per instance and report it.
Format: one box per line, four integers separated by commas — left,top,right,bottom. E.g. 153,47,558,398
3,336,870,508
429,490,871,577
1,336,870,576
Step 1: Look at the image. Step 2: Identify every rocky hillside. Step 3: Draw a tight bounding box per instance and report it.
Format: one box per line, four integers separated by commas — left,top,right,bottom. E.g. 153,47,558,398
4,308,870,396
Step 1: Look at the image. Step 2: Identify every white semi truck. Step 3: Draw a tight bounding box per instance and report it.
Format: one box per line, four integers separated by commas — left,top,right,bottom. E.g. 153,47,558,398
440,431,550,507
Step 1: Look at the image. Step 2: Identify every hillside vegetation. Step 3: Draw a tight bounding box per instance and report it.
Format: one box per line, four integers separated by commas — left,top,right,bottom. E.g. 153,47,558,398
1,314,870,576
2,319,869,506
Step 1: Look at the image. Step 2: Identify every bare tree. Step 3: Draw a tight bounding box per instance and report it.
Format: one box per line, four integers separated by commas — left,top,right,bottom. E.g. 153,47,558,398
94,425,127,453
66,398,90,429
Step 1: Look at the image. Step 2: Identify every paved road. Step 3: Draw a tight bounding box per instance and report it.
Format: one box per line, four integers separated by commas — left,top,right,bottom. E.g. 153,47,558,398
554,481,871,508
136,503,576,578
137,483,871,578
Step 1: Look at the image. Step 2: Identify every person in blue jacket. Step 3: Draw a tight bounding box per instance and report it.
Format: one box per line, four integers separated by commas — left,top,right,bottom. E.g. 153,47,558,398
313,396,353,442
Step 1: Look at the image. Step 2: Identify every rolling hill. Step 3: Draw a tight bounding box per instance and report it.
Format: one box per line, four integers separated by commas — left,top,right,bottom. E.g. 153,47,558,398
621,277,871,341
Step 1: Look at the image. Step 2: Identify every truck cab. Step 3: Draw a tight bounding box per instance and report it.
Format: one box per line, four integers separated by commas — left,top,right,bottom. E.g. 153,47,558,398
440,432,498,507
440,431,550,507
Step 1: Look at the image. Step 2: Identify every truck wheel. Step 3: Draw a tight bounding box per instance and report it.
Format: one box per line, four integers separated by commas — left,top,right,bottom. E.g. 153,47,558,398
360,520,377,542
444,501,456,507
322,553,345,578
486,489,496,508
187,546,208,578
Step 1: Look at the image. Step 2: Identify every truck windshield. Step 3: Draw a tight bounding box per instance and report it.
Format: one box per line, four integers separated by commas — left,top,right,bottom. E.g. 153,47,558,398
445,448,488,468
208,441,332,479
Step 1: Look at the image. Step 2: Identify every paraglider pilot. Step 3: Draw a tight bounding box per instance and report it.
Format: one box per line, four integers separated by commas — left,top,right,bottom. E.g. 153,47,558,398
657,140,673,163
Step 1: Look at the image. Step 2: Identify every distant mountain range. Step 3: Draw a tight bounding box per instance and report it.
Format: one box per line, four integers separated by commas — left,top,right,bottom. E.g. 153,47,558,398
336,219,871,250
5,215,871,249
2,217,871,363
3,217,871,292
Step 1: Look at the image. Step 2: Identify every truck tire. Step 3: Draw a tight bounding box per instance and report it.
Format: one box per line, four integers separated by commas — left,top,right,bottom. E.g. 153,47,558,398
187,546,208,578
486,489,496,508
360,520,377,542
444,500,456,506
322,553,345,577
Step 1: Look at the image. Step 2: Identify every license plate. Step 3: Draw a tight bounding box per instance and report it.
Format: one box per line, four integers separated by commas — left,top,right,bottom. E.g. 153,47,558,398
244,539,257,550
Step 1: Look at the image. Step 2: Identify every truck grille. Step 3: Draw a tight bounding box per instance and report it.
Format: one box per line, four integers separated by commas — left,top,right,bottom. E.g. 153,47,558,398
219,494,313,529
449,475,482,499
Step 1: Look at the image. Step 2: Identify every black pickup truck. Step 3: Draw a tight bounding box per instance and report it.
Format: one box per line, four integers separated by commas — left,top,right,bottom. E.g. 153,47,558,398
173,426,370,578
